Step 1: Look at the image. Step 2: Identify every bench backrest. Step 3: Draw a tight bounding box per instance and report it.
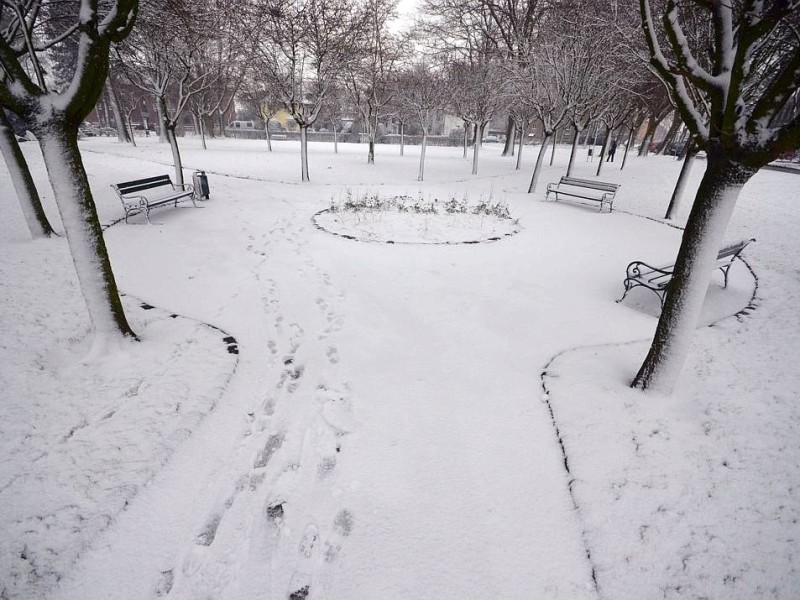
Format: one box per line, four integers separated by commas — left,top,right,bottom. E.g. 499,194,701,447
113,175,173,196
559,176,620,192
717,238,756,260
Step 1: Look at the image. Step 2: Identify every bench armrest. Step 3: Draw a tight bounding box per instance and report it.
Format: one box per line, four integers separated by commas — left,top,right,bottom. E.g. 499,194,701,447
173,182,195,193
118,194,148,206
625,260,673,279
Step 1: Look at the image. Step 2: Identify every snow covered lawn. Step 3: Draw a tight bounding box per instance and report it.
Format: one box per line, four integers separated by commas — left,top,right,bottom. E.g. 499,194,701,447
0,137,797,599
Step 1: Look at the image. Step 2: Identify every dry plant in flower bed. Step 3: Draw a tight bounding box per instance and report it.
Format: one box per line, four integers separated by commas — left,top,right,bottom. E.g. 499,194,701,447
315,190,520,245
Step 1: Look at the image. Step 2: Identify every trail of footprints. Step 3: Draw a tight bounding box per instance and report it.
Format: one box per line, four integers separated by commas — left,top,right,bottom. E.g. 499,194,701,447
160,216,355,599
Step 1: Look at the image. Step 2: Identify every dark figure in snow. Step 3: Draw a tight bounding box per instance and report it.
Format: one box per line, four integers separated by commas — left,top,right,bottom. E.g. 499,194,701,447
606,139,618,162
587,146,593,162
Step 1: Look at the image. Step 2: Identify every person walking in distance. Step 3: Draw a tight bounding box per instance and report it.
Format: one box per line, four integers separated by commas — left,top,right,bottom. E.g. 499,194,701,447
606,138,618,162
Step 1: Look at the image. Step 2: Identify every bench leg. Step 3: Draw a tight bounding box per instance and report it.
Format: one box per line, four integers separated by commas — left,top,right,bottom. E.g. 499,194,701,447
617,280,667,308
617,279,634,303
719,262,733,288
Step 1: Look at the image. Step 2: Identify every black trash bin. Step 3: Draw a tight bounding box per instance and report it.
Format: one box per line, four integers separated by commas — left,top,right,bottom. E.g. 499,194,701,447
192,170,210,200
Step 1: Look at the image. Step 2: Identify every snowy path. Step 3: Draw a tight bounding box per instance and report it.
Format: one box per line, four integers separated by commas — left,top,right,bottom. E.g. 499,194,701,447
49,145,613,599
5,138,767,599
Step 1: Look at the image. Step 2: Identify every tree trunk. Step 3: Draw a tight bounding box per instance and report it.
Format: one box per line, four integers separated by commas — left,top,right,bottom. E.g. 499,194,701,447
664,141,697,220
595,126,610,176
418,129,427,181
367,111,378,164
125,111,137,148
37,123,137,348
264,122,272,151
639,113,661,157
566,126,581,177
527,132,551,193
501,116,515,156
656,110,681,154
472,122,485,175
549,128,557,165
99,96,110,128
218,111,227,138
579,126,589,146
632,156,756,392
166,123,185,185
515,123,525,171
333,125,338,154
157,96,168,143
106,79,130,143
0,110,55,238
300,125,310,181
198,114,207,150
399,121,405,156
620,126,635,170
462,121,469,158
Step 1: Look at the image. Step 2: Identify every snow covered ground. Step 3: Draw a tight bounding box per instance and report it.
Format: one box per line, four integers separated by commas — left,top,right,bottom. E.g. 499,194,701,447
0,136,797,599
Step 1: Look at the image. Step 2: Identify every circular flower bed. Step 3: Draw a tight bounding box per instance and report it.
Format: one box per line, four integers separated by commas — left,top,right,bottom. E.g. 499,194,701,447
313,193,520,245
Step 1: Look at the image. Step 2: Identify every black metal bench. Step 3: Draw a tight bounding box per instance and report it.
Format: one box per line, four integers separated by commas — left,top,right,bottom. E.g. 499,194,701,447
618,238,755,307
545,176,620,212
111,175,196,224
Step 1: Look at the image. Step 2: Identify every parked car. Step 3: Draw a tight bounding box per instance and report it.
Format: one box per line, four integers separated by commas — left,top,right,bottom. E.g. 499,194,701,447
227,120,257,131
78,123,99,137
482,135,500,143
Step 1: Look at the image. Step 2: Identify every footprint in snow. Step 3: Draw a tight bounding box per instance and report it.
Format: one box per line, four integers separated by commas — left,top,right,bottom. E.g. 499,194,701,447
326,347,340,364
317,456,337,479
253,433,285,469
324,510,355,563
317,386,357,434
154,569,174,596
287,524,319,599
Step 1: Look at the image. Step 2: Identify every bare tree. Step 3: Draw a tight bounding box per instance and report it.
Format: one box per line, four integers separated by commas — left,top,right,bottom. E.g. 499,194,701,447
394,61,449,180
618,105,646,170
190,42,248,150
632,0,800,391
317,84,351,153
0,0,139,348
343,0,400,165
119,1,230,184
449,57,508,174
636,81,672,156
239,76,283,152
191,20,251,146
255,0,361,181
654,108,681,154
595,99,637,175
509,103,535,170
509,43,571,193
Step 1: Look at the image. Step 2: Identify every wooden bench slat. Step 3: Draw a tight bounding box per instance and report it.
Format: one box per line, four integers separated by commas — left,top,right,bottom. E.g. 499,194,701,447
114,175,174,195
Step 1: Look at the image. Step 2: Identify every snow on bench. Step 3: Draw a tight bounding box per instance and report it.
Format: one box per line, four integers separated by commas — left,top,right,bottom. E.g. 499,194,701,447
112,175,197,224
618,238,756,307
545,176,620,212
